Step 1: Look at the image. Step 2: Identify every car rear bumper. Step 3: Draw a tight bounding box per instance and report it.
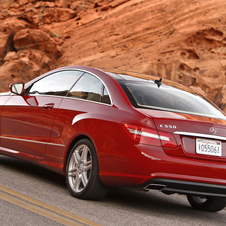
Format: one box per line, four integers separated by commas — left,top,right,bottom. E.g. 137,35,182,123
98,141,226,193
143,178,226,198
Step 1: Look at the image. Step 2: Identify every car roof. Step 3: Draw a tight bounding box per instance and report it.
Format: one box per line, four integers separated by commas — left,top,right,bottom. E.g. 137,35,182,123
100,68,156,82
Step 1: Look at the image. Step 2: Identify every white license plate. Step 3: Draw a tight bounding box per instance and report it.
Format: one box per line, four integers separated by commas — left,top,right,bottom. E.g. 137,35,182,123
196,138,222,157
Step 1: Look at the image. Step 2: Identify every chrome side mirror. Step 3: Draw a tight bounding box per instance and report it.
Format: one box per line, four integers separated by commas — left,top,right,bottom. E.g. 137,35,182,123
9,83,25,95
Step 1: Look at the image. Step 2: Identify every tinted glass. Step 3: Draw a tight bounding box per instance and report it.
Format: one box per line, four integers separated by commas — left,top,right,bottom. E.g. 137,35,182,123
29,70,83,96
68,73,103,102
103,87,111,104
122,82,226,119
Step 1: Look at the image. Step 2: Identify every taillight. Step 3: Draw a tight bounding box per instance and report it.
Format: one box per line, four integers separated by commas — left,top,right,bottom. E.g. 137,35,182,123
123,124,177,148
123,124,161,146
158,130,177,148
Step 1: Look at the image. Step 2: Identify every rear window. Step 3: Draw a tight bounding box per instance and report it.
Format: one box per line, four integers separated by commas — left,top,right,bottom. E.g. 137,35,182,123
121,82,226,119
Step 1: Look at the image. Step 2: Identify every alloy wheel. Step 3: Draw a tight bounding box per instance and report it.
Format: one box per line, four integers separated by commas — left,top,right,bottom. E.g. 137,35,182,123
68,144,92,193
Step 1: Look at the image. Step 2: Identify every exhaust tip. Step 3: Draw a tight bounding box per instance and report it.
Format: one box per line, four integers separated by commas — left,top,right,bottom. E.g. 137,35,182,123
145,184,166,191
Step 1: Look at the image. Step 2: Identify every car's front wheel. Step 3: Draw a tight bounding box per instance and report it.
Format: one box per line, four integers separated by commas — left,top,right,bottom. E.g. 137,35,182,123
66,138,108,200
187,195,226,212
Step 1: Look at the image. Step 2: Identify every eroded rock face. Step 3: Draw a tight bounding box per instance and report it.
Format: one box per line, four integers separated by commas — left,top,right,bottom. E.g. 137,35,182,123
13,29,61,58
56,8,76,22
0,17,32,65
0,57,40,92
0,47,58,92
0,0,226,113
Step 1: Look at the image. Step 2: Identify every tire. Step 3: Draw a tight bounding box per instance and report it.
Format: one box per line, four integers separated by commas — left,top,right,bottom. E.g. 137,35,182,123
66,138,108,200
187,195,226,212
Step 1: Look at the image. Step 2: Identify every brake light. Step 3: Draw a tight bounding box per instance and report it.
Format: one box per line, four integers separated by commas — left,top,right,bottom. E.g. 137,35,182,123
123,124,177,148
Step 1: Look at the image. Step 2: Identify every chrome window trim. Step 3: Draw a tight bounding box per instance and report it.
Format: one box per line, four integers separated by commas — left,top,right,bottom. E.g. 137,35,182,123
0,136,65,147
28,69,113,106
63,95,113,106
174,132,226,141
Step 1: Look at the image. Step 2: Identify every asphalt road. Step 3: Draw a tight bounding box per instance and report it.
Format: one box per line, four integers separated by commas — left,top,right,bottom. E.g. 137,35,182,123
0,155,226,226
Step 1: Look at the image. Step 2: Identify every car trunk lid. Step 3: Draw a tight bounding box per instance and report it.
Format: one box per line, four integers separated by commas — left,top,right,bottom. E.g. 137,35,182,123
137,108,226,162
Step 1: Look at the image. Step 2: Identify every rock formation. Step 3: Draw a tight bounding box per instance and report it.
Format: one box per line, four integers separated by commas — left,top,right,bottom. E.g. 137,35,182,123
0,0,226,112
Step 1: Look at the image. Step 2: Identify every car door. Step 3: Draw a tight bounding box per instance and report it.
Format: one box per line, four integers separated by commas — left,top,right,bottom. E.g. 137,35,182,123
1,70,83,157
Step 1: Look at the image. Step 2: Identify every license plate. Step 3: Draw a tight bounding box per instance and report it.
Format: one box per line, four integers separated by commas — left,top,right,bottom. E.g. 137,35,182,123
196,138,222,157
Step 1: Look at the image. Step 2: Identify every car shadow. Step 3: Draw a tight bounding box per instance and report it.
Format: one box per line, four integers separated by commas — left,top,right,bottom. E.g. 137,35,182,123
103,187,225,224
0,155,66,188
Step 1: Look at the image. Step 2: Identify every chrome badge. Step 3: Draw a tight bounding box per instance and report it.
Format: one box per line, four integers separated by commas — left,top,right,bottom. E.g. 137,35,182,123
210,127,217,134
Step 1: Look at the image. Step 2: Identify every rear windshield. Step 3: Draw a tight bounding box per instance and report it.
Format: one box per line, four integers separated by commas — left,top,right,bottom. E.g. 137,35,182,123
120,81,226,119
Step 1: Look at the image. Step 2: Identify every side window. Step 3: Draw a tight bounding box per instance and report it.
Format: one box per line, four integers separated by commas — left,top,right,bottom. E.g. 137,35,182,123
68,73,103,103
29,70,83,96
103,87,111,104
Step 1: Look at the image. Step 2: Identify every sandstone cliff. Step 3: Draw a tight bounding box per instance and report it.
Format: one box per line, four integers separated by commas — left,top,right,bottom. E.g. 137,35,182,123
0,0,226,112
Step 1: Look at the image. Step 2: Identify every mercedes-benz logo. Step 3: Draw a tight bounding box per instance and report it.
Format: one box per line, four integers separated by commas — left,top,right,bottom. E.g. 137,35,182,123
210,127,216,134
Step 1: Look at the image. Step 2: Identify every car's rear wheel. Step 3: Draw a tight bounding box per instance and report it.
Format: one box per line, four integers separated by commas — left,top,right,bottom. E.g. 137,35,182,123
187,195,226,212
66,138,108,200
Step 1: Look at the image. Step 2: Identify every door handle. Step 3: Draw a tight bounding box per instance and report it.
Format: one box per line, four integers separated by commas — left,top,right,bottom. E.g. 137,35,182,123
43,104,54,110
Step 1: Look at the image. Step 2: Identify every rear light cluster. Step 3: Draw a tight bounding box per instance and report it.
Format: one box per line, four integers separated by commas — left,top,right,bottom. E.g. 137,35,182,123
123,124,177,148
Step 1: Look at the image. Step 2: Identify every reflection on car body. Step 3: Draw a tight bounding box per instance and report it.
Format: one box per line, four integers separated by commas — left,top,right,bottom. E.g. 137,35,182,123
1,65,226,212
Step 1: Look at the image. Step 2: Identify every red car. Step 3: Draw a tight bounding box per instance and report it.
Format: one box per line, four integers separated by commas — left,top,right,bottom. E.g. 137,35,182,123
1,65,226,212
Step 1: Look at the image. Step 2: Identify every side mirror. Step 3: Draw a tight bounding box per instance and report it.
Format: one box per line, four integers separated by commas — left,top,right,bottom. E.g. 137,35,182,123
9,83,25,95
